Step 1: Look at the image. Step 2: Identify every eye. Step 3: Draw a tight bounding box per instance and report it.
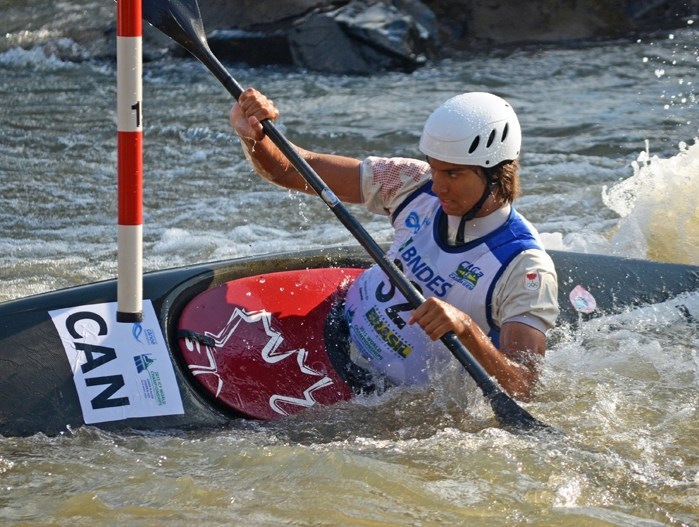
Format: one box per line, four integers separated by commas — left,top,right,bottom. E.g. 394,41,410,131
433,171,457,181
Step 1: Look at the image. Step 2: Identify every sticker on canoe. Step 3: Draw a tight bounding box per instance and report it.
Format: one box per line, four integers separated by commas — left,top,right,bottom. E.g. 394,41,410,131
177,268,365,420
49,300,184,424
569,284,597,314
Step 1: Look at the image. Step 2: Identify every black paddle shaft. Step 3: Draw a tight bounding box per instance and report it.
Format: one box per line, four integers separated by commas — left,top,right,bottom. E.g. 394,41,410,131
142,0,548,432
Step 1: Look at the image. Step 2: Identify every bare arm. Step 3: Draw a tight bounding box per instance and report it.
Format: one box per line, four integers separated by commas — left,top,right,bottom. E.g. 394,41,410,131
230,88,363,203
409,297,546,400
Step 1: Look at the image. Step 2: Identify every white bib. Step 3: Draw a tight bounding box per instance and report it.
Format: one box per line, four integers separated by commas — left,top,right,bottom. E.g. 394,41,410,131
345,185,542,385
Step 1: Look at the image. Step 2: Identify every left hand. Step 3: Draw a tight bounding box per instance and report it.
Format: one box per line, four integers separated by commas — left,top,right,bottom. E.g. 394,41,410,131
408,296,472,341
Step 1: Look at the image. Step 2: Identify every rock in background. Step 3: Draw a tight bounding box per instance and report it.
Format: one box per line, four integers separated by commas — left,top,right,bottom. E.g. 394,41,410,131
13,0,694,74
187,0,697,73
202,0,438,73
424,0,698,50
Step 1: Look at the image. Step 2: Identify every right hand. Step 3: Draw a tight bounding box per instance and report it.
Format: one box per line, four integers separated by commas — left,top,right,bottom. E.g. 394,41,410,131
229,88,280,142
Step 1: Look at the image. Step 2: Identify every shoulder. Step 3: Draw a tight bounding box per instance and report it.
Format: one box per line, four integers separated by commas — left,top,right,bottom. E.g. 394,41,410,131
359,157,432,215
361,156,431,186
500,249,558,297
514,248,557,274
492,248,560,332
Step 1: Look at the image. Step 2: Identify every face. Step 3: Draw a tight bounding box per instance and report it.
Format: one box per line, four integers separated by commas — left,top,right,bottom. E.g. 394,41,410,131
428,157,488,217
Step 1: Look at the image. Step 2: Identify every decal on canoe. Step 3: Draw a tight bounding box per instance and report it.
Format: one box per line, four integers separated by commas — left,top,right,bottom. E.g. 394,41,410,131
569,284,597,314
177,268,363,420
182,306,335,416
49,300,184,424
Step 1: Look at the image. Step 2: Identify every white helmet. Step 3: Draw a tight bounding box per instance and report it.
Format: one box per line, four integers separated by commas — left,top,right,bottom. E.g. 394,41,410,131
419,92,521,167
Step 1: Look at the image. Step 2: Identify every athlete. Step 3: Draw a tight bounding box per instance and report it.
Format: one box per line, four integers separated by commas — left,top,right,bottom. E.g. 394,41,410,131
229,88,559,400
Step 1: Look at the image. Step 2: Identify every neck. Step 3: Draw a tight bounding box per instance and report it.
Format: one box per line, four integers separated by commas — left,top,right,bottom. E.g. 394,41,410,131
445,204,511,246
472,194,504,218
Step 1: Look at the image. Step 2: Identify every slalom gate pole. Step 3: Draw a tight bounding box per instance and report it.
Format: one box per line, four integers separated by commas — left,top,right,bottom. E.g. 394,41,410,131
116,0,144,323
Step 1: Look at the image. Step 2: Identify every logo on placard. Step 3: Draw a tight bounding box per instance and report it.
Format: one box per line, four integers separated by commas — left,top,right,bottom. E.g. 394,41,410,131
133,353,167,406
132,323,143,342
133,354,155,373
132,323,159,345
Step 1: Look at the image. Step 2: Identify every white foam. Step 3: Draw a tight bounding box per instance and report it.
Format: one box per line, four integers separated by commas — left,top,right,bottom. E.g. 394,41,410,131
0,39,84,69
602,139,699,264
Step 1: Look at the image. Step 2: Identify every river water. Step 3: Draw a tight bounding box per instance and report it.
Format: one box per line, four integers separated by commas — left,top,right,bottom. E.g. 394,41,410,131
1,2,699,526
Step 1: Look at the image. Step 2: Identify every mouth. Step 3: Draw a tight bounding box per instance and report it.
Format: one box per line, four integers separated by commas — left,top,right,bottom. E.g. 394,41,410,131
438,198,468,217
439,197,457,210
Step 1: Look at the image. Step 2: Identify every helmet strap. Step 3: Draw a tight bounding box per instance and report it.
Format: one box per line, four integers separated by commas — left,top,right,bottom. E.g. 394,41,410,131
455,181,494,244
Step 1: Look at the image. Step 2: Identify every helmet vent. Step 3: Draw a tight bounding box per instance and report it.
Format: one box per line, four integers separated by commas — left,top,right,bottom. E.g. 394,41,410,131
468,136,480,154
501,123,509,142
486,129,496,148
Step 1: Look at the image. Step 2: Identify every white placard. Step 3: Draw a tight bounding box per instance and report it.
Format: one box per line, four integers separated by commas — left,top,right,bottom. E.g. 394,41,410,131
50,300,184,424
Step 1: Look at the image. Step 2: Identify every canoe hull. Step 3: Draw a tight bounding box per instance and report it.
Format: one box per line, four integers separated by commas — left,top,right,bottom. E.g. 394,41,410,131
1,246,697,436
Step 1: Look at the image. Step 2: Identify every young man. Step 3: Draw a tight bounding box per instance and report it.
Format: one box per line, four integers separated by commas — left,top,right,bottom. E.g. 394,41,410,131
229,89,559,400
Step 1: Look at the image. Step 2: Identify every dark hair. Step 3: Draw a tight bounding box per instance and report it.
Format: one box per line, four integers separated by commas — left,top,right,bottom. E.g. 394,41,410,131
484,159,521,204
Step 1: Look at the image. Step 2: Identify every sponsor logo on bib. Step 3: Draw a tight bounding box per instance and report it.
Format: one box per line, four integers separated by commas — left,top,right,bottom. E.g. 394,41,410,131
450,260,484,290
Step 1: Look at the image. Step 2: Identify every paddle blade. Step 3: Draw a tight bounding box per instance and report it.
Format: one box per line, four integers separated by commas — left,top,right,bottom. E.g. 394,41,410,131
489,391,551,433
143,0,245,99
143,0,209,57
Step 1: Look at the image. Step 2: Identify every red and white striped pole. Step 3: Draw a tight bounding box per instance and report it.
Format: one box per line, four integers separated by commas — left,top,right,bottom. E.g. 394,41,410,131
116,0,143,323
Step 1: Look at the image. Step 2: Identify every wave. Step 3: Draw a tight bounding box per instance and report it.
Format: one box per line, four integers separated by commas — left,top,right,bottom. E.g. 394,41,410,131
602,139,699,264
0,40,85,70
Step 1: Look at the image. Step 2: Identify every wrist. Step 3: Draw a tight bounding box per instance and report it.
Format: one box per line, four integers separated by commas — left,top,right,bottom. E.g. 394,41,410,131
239,135,257,152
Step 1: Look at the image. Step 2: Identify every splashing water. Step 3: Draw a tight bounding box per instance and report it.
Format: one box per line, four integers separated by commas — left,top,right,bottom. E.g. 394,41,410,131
602,140,699,264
